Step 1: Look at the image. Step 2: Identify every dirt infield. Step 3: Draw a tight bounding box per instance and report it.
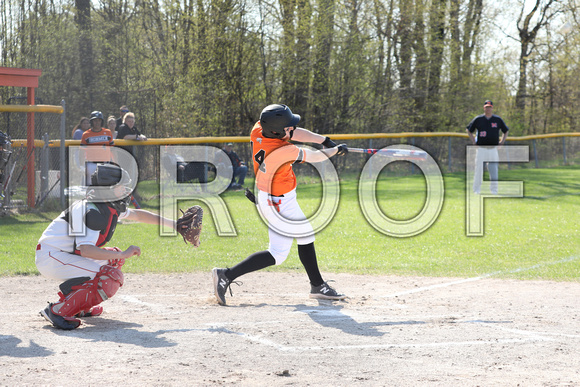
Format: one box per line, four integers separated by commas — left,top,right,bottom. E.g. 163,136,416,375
1,272,579,386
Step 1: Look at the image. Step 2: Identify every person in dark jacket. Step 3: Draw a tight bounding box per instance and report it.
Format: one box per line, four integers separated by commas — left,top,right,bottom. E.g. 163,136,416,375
223,142,247,189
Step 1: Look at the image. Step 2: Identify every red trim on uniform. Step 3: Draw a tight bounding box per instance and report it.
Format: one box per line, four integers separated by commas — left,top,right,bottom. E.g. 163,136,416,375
267,198,281,212
96,207,118,247
47,251,100,275
37,244,41,250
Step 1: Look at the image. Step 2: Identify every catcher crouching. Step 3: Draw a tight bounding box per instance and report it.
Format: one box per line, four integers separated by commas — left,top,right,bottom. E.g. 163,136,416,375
36,163,203,330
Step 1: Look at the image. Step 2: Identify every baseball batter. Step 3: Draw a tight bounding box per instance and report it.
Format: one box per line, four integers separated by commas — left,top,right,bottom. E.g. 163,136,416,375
466,100,509,194
212,104,348,305
36,164,177,330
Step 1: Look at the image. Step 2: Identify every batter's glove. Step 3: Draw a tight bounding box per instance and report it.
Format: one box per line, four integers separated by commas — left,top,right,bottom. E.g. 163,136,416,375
335,144,348,156
177,205,204,247
245,188,257,204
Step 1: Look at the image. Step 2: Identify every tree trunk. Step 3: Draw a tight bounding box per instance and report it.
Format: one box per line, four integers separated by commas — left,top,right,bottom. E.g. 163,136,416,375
311,0,335,132
279,0,296,105
413,0,428,114
75,0,94,109
515,0,558,124
395,0,413,95
294,0,312,119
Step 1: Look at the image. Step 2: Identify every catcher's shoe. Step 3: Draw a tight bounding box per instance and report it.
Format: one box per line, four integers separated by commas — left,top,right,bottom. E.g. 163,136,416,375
309,282,346,300
212,268,231,305
76,305,103,318
40,303,81,330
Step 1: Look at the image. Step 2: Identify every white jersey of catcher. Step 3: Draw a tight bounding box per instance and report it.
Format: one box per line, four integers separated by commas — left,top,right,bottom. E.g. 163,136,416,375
36,200,130,281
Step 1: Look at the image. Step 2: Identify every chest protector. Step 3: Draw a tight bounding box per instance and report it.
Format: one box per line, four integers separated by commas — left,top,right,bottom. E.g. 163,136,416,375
62,202,119,254
85,202,119,247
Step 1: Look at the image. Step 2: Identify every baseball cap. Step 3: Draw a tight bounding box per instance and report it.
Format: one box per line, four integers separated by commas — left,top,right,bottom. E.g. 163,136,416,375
484,100,493,107
226,142,233,146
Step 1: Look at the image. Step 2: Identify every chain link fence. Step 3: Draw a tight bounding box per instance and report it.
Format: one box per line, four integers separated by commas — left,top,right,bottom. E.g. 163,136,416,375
2,107,578,213
1,107,64,211
125,134,580,184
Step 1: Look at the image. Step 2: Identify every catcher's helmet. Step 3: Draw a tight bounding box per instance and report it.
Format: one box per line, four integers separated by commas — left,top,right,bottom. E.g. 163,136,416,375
89,111,104,122
91,164,130,187
89,164,132,211
259,104,300,139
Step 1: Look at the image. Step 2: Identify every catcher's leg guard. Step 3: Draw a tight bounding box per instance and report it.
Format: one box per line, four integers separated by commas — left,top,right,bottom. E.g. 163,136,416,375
59,276,91,296
51,265,124,318
57,277,105,317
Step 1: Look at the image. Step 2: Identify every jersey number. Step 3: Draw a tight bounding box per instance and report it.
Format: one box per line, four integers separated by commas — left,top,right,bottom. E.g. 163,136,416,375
254,149,266,173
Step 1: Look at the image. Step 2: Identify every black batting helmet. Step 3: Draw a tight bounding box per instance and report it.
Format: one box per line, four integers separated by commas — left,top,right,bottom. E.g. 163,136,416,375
89,111,104,122
259,104,300,139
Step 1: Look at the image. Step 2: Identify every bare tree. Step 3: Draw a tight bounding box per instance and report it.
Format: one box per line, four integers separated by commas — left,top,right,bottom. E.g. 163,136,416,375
75,0,94,109
515,0,560,118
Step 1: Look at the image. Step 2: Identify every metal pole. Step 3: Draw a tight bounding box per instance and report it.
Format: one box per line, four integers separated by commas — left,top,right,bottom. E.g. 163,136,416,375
60,99,66,209
563,136,567,165
26,87,36,207
448,137,452,172
533,139,538,168
411,137,415,175
368,138,373,178
41,133,49,201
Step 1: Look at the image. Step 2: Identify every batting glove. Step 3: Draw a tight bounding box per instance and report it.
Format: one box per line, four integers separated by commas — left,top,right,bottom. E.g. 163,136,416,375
335,144,348,156
245,188,257,204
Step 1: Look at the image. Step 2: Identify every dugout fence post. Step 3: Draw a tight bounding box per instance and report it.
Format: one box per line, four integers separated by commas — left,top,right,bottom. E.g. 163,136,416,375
562,137,567,165
533,140,539,168
368,139,373,178
448,137,452,172
26,88,36,207
411,137,416,174
40,133,49,200
59,99,66,209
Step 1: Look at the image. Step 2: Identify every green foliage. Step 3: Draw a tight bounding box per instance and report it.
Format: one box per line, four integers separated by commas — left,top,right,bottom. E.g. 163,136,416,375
0,0,578,137
2,167,579,281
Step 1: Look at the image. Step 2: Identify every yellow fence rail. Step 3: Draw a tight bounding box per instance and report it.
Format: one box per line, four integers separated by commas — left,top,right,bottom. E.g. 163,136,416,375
0,104,64,114
9,132,580,148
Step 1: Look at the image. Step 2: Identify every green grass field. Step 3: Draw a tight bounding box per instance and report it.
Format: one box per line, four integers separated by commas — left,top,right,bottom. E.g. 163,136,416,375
1,166,579,281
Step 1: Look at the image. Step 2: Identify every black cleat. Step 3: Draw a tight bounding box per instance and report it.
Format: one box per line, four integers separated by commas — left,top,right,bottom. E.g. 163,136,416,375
212,268,231,306
40,303,81,330
309,282,346,300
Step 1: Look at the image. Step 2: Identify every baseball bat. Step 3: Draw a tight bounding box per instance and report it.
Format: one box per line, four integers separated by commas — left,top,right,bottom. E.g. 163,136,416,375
348,147,428,160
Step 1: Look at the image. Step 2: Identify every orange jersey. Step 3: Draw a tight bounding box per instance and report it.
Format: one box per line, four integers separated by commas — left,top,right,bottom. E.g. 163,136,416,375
80,129,114,162
251,122,304,196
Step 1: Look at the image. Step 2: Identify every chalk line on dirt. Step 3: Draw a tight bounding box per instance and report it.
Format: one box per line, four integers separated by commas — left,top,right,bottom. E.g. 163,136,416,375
381,255,579,299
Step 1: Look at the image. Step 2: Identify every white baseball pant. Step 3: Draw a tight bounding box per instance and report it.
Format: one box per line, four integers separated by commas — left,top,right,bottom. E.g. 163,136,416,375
257,188,315,265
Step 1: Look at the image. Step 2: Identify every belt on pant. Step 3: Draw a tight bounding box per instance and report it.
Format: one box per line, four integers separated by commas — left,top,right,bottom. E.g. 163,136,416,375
37,243,41,251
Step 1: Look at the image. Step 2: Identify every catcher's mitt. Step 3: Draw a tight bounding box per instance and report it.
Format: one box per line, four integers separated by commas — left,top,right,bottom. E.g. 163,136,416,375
177,205,203,247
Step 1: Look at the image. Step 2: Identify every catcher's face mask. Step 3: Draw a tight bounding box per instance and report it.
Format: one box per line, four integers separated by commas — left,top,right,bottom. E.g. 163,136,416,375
88,164,133,203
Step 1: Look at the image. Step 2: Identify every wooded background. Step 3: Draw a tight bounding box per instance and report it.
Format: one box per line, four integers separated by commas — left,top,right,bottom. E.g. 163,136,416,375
0,0,578,139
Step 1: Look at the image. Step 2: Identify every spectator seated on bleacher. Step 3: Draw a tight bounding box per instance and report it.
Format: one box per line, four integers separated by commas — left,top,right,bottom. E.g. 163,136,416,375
223,142,247,190
161,149,214,184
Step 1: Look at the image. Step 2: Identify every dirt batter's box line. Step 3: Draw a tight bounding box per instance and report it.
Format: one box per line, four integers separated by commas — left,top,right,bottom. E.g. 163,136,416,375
207,326,554,352
381,255,580,299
